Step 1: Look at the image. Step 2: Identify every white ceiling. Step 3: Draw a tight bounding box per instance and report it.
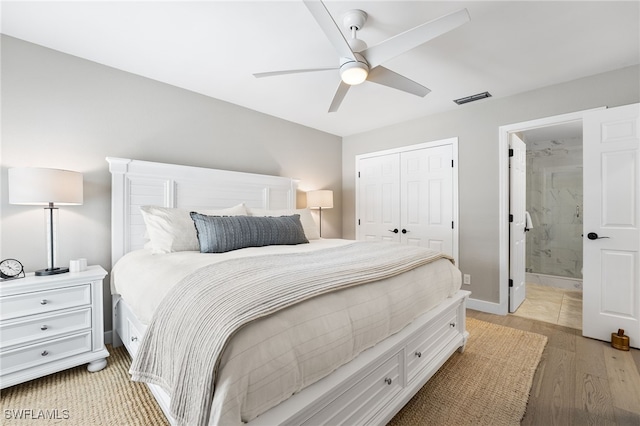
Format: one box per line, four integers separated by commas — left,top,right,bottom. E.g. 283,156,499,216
1,1,638,137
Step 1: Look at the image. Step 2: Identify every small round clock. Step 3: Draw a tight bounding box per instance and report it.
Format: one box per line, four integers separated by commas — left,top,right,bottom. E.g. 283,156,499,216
0,258,25,280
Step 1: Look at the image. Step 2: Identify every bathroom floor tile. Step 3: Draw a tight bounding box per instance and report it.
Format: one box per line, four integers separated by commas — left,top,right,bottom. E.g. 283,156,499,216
510,283,583,330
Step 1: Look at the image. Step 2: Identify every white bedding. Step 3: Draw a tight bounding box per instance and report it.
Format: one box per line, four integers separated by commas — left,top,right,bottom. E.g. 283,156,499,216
112,239,353,324
111,239,462,425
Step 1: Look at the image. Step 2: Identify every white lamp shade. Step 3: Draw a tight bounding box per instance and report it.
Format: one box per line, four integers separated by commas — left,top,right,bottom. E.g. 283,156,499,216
8,168,83,205
307,190,333,209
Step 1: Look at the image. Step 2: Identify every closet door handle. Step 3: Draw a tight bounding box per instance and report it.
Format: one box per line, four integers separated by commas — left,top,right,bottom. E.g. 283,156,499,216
402,229,408,234
388,229,399,234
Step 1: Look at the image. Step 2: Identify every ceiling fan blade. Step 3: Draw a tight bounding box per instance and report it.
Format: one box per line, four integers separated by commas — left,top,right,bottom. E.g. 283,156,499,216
254,66,339,78
303,0,357,61
328,81,351,112
367,66,431,97
362,8,470,68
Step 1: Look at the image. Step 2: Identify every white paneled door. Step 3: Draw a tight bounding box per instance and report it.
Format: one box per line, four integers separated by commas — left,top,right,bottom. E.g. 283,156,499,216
583,103,639,348
357,153,401,242
357,141,457,260
400,145,454,252
509,134,527,313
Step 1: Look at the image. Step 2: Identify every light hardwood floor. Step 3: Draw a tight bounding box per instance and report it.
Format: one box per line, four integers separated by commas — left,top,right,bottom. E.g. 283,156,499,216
511,283,583,330
467,309,640,425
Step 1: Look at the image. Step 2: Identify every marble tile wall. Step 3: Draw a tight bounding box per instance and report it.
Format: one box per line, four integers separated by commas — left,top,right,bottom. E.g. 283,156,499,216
525,138,583,279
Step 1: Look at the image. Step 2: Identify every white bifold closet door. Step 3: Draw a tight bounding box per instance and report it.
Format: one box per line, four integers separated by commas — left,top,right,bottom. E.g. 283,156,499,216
357,142,455,259
358,153,401,243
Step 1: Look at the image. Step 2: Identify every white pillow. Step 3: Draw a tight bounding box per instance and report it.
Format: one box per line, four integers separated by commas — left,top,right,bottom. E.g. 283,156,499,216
140,204,247,253
247,207,320,240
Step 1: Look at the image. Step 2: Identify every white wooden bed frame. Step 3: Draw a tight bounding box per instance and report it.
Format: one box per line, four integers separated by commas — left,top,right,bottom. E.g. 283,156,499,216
108,157,470,425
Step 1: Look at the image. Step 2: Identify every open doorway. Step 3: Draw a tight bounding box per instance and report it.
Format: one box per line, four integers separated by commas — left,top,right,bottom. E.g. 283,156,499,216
500,104,639,345
510,122,584,330
497,108,604,320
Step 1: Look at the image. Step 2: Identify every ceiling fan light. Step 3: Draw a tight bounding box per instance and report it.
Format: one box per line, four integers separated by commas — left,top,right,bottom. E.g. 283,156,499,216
340,62,368,85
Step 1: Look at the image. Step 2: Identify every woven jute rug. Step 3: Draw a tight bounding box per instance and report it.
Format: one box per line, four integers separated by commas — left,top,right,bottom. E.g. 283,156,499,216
0,342,168,426
1,317,546,425
389,317,548,425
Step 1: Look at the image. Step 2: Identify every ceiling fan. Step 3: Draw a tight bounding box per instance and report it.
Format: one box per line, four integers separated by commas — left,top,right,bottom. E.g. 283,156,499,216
254,0,470,112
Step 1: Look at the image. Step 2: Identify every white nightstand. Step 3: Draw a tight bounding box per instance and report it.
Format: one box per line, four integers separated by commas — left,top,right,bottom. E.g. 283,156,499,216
0,265,109,388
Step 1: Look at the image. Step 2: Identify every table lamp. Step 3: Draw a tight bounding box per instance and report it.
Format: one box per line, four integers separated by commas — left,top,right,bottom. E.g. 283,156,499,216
307,189,333,237
8,167,83,275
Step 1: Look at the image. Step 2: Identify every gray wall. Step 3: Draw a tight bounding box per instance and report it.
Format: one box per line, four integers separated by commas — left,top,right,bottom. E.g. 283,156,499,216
342,65,640,304
0,36,343,333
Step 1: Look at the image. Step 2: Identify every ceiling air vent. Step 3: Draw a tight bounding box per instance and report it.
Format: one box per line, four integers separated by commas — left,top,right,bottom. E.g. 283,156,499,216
453,91,492,105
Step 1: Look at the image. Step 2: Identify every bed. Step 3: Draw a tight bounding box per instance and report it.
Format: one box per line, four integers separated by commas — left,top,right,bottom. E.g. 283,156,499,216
108,157,470,426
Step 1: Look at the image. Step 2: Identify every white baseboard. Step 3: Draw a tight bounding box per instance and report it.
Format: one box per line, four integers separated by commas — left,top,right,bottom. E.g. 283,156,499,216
467,297,506,315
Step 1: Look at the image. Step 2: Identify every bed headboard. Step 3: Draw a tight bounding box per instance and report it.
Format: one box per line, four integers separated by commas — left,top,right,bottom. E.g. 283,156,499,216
107,157,299,266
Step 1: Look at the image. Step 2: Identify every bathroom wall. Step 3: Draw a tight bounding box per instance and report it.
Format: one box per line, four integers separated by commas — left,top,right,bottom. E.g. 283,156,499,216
525,137,583,279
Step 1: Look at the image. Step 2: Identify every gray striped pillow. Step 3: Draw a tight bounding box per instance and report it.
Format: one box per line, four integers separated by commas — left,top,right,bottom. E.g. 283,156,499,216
190,213,309,253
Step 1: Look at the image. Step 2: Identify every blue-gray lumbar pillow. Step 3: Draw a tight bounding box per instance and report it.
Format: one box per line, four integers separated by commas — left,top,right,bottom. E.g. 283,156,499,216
190,213,309,253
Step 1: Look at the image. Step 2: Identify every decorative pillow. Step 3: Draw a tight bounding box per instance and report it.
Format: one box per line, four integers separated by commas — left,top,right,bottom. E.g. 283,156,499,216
190,213,309,253
140,204,247,253
247,207,320,240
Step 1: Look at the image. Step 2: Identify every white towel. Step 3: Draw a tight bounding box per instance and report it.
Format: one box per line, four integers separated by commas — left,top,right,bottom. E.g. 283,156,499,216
525,211,534,230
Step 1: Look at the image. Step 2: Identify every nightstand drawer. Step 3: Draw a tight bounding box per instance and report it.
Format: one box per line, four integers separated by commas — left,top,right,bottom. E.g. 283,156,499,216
0,284,91,321
0,308,92,349
0,331,92,376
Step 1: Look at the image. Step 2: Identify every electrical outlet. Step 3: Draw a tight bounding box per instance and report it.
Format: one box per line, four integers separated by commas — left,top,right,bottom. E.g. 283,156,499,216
463,274,471,285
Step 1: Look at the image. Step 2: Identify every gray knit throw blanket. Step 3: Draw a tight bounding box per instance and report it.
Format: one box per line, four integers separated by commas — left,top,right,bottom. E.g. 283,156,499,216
129,241,452,426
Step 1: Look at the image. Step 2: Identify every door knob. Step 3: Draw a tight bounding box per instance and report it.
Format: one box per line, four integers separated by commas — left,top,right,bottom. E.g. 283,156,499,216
587,232,610,240
388,228,399,234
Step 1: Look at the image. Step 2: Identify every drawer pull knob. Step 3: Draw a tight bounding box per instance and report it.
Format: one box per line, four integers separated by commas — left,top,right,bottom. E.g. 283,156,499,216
41,350,49,357
40,325,48,331
131,337,138,342
40,299,48,305
415,351,422,358
450,323,456,328
384,377,392,385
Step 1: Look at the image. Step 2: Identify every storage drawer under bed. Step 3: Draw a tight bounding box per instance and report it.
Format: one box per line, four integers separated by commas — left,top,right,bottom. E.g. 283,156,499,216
405,309,460,383
114,296,146,358
301,350,403,426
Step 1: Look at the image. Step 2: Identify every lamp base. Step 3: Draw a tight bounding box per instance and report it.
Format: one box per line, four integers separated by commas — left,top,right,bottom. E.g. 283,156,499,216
35,267,69,276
